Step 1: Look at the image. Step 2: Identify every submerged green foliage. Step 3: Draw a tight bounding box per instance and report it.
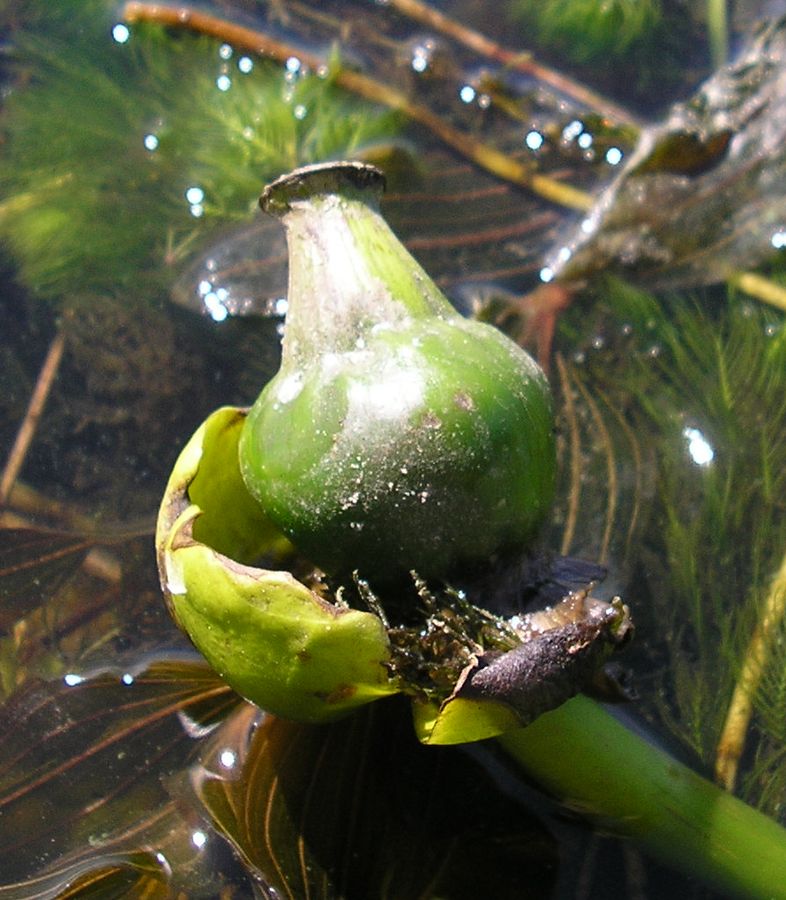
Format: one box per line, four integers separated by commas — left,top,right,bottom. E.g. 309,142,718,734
0,1,400,300
563,278,786,818
511,0,663,62
507,0,696,101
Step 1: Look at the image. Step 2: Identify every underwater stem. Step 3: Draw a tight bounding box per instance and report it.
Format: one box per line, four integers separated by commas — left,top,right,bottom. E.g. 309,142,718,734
499,694,786,899
716,548,786,791
707,0,729,68
595,382,644,564
729,271,786,313
122,3,593,211
555,353,581,557
570,370,617,565
0,175,74,227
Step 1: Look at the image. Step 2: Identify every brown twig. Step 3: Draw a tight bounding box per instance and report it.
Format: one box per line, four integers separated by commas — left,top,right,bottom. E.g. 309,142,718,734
716,549,786,791
3,481,94,530
4,480,155,535
385,0,641,128
0,331,66,507
82,548,123,583
122,2,593,212
509,282,575,370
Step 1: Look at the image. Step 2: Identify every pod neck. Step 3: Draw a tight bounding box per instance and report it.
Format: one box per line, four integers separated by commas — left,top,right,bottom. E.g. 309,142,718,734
261,162,457,368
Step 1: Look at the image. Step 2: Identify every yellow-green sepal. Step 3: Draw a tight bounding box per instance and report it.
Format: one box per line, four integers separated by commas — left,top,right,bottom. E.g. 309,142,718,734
412,694,522,745
156,407,399,723
158,406,291,566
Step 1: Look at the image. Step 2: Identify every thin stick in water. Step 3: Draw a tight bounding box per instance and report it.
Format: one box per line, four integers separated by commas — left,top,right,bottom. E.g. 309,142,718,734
0,331,66,507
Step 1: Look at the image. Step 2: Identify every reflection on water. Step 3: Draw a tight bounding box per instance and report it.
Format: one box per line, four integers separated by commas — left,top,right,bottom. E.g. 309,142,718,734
1,1,786,897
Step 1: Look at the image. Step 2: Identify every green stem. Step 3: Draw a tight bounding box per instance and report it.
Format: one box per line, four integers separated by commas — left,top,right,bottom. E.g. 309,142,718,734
707,0,729,68
497,695,786,899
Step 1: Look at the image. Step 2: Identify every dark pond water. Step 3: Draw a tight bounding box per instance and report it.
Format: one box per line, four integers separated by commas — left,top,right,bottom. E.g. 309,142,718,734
2,1,786,897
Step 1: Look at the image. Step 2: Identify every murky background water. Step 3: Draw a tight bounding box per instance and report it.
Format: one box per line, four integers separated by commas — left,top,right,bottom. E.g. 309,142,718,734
2,1,786,897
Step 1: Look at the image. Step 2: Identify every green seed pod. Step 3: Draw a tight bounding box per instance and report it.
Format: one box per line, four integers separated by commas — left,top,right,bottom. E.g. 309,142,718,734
238,162,556,587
